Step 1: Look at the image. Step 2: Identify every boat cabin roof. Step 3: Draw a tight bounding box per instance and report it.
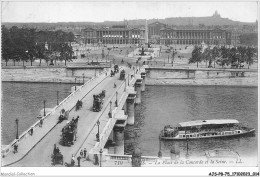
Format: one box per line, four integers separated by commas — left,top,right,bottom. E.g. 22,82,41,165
178,119,239,127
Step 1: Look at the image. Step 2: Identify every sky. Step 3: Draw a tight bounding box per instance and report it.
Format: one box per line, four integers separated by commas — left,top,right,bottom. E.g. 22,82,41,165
1,1,258,23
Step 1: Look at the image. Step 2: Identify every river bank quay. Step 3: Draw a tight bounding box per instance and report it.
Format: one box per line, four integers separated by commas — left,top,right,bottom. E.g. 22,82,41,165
1,66,258,86
146,77,258,87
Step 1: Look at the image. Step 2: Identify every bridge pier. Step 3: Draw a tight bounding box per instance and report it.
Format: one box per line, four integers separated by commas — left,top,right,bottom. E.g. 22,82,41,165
114,127,125,155
126,94,136,125
140,69,146,92
114,110,127,155
134,77,142,104
122,102,127,115
126,87,136,125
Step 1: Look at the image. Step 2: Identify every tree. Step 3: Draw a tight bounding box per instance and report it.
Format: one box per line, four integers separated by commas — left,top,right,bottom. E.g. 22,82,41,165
217,46,230,68
202,47,211,68
229,47,240,69
60,43,73,66
211,46,219,68
2,25,13,66
189,46,202,68
35,44,45,66
246,47,255,69
237,46,247,68
2,26,75,67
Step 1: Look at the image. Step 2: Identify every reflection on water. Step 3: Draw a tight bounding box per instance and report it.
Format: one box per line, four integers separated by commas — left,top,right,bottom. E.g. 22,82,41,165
125,85,258,160
1,82,75,145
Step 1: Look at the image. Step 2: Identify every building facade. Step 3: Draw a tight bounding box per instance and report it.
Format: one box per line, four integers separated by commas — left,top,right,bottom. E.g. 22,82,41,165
82,25,145,45
148,21,167,44
160,27,232,46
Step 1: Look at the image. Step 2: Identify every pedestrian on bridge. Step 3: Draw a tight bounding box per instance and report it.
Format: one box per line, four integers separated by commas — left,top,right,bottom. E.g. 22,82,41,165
94,154,99,165
71,155,75,167
39,119,43,127
84,148,87,159
80,150,83,158
13,144,18,153
77,156,81,167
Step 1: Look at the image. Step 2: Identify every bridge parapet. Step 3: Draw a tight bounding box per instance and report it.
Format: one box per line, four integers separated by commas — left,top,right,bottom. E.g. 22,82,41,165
84,66,146,157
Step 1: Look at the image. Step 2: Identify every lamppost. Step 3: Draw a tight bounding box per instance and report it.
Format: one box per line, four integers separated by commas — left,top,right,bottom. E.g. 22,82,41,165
56,91,59,105
158,135,162,158
15,119,19,139
99,148,103,167
108,101,112,118
96,120,100,142
128,74,130,86
75,78,77,91
115,91,118,107
43,100,46,116
124,78,127,91
82,73,85,84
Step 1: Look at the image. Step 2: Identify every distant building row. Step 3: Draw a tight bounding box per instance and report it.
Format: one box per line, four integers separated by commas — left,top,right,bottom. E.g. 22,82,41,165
80,22,241,46
149,21,237,46
82,25,145,45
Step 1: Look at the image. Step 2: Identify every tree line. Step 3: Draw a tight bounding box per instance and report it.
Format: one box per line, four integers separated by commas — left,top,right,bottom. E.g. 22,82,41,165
189,45,257,69
2,25,75,66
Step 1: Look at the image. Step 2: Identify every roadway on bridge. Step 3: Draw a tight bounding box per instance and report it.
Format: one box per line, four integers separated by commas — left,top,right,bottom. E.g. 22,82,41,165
11,66,134,167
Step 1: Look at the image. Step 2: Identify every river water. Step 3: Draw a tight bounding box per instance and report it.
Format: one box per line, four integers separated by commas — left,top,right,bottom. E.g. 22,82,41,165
125,85,258,162
1,83,258,163
1,82,75,145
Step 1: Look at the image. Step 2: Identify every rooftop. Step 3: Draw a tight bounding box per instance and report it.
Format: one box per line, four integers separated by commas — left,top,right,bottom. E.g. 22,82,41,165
178,119,239,127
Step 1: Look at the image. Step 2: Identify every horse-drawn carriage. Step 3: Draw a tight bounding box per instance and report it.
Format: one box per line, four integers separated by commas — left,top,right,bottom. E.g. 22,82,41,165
51,152,63,165
75,100,83,111
61,117,79,146
114,65,119,73
119,69,125,80
110,70,115,77
93,90,106,112
58,109,69,123
51,145,63,165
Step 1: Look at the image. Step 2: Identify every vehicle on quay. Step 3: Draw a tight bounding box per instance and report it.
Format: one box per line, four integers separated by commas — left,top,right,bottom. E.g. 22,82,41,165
160,119,255,140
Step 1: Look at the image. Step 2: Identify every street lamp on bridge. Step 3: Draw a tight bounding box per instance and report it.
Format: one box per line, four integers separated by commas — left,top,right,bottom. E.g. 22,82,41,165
96,120,100,142
57,91,59,105
75,78,77,91
108,101,112,118
115,91,118,107
15,119,19,139
99,148,103,167
158,135,162,158
44,100,46,116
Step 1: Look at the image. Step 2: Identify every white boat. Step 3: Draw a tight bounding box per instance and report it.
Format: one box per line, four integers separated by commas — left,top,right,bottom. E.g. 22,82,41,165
160,119,255,140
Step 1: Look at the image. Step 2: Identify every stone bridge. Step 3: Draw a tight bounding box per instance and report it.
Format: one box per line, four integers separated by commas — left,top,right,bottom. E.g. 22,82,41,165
1,64,147,167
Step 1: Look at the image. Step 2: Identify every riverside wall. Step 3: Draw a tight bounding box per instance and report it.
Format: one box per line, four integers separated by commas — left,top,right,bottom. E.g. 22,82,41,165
2,66,258,86
1,67,106,83
145,67,258,87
